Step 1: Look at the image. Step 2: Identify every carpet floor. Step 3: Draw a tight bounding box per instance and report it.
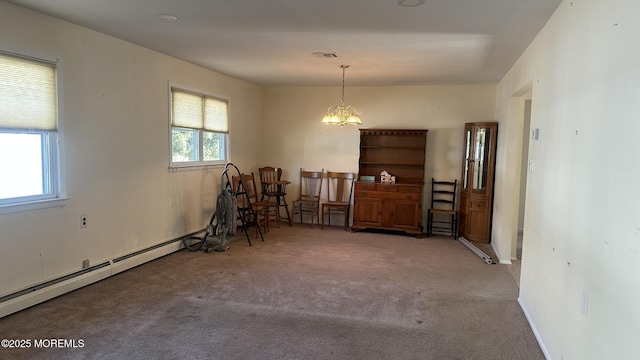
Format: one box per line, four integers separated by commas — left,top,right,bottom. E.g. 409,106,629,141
0,225,544,359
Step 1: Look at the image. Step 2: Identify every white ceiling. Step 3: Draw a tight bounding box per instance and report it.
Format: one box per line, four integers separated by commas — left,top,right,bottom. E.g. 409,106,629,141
6,0,561,86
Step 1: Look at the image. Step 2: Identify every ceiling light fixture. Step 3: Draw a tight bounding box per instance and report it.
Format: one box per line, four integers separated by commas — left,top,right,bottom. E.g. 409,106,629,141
157,14,178,21
321,65,362,127
312,52,338,58
397,0,426,7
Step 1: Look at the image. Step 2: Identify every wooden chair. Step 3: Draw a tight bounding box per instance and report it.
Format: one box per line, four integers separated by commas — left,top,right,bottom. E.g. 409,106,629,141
426,178,458,239
321,171,356,230
232,173,276,237
258,166,292,226
291,168,324,228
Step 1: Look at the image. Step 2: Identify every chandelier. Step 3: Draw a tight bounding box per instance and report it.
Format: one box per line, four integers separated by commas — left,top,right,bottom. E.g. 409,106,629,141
321,65,362,126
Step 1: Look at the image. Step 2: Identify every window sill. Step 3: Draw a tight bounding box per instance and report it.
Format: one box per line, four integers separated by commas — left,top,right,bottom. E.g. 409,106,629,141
0,197,70,215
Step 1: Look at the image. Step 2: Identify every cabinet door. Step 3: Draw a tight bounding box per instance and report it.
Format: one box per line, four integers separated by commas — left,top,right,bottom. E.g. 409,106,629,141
470,125,495,196
387,199,421,229
466,197,490,242
461,125,473,195
353,197,382,226
459,123,497,243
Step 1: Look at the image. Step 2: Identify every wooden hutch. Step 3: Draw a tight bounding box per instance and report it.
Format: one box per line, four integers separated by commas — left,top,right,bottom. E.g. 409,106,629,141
352,129,428,237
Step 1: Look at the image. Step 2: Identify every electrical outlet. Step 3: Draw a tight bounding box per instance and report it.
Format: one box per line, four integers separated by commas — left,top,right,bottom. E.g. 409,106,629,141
82,259,90,269
81,215,87,228
531,128,540,140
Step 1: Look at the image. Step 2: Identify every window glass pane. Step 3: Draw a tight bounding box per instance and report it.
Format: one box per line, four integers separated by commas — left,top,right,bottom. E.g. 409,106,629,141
171,127,198,162
203,131,225,161
473,128,489,191
0,133,46,199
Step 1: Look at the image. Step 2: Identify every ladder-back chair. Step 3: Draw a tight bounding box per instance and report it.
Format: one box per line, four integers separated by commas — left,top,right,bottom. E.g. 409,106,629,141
426,178,458,239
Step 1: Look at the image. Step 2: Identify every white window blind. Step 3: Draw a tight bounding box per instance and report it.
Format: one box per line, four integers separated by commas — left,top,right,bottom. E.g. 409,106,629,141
171,88,228,133
0,52,57,130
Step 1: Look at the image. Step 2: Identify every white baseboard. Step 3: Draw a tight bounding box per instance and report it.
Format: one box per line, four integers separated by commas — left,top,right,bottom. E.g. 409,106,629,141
0,239,183,318
518,297,551,360
111,241,182,275
0,266,112,318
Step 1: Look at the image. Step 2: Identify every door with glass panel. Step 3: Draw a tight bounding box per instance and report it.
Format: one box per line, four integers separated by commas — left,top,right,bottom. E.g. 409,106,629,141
459,122,498,243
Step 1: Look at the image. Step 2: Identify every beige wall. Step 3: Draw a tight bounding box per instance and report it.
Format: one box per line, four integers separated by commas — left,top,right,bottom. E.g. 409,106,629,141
495,0,640,358
262,85,496,225
0,2,263,296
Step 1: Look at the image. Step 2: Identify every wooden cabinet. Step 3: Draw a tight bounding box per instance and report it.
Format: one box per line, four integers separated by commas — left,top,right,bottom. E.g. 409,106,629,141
352,129,427,237
458,122,498,243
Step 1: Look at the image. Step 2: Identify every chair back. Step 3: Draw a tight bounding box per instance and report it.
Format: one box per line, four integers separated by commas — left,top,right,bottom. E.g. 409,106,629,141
258,166,284,196
298,168,324,202
235,173,262,202
326,171,356,203
430,178,457,210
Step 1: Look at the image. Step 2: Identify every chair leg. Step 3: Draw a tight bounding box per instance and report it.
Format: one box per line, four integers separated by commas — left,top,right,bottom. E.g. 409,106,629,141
298,204,303,224
453,213,458,239
272,206,279,229
343,208,348,230
263,209,269,234
450,214,454,238
346,206,351,230
313,205,319,229
282,196,292,226
274,200,280,225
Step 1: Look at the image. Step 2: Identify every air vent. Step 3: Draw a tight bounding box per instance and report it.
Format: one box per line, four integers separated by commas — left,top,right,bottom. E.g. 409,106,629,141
313,52,337,58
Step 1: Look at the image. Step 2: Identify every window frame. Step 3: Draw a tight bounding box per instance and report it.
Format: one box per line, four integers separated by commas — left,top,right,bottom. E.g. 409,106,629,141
0,49,66,214
168,83,230,170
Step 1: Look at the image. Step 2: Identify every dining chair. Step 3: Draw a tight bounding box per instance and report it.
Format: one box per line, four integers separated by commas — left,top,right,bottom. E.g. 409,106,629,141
426,178,458,239
321,171,356,230
291,168,324,228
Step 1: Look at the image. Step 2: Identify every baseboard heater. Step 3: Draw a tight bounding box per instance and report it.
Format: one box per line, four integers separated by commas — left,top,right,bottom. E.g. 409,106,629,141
0,234,191,318
458,236,495,265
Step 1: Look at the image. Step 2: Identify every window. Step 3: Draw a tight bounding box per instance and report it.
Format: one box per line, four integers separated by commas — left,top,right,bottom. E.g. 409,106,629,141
170,86,229,167
0,51,60,208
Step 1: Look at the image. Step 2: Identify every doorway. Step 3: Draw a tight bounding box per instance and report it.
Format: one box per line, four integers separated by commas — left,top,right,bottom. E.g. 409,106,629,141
507,93,532,288
518,100,532,257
